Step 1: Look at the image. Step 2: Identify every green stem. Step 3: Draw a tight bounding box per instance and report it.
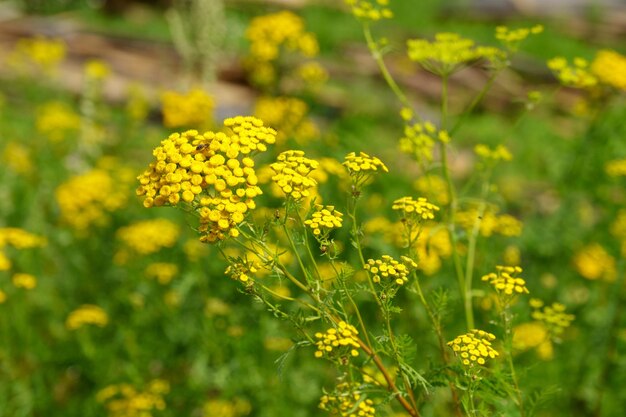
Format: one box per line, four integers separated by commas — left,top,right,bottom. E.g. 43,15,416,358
450,68,503,136
502,306,526,417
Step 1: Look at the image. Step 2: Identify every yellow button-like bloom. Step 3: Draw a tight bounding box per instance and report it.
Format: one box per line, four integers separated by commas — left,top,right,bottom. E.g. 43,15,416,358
399,121,450,164
304,204,343,241
455,208,522,237
530,299,575,336
84,59,111,80
591,49,626,91
137,116,276,242
314,321,360,359
447,329,499,367
270,150,319,200
392,196,440,222
512,321,553,360
97,379,169,417
116,219,180,256
145,263,179,285
495,25,543,52
344,0,393,21
319,381,376,417
572,243,616,281
254,96,318,146
0,228,47,249
36,101,81,142
161,88,214,129
364,255,417,286
12,273,37,290
66,304,109,330
481,265,529,297
548,56,598,89
225,258,262,284
343,151,388,189
8,36,66,75
474,144,513,162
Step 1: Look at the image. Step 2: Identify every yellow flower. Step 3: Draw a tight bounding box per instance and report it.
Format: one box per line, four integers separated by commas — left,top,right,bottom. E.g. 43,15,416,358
0,228,47,249
413,175,449,205
84,59,111,80
296,61,329,87
270,150,319,200
481,265,529,298
455,207,522,237
548,56,598,89
530,299,575,337
591,49,626,91
573,243,616,281
254,96,319,146
9,36,66,75
314,321,361,359
512,321,553,360
2,142,32,175
399,121,450,163
605,158,626,177
203,398,252,417
145,263,179,285
161,88,214,128
344,0,393,21
225,258,262,284
447,329,499,367
304,204,343,242
66,305,108,330
407,32,502,75
343,151,388,189
364,255,417,286
137,116,276,243
97,380,169,417
319,381,376,417
116,219,180,256
12,273,37,289
495,25,543,52
392,196,440,222
36,101,81,142
474,144,513,162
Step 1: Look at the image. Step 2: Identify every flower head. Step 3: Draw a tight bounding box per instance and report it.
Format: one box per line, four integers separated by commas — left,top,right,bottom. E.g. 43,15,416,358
364,255,417,287
12,273,37,290
343,152,388,189
530,299,575,337
116,219,180,257
66,305,109,330
344,0,393,21
591,49,626,91
319,381,376,417
161,88,214,129
314,321,360,359
448,329,499,367
304,204,343,243
392,196,440,222
481,265,529,300
573,243,616,281
399,121,450,164
270,150,319,200
548,56,598,89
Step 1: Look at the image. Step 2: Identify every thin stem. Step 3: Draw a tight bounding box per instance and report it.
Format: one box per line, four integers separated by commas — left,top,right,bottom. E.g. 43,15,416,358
501,305,526,417
450,68,503,136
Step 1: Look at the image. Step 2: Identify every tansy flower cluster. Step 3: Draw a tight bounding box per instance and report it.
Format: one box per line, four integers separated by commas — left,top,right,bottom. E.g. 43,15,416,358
160,88,214,128
413,175,449,205
254,96,318,146
530,299,575,337
547,57,598,89
36,101,81,142
512,321,553,360
590,49,626,91
319,382,376,417
296,61,329,87
447,329,499,367
225,258,261,283
96,379,169,417
270,150,319,200
344,0,393,21
455,208,522,237
343,152,388,189
364,255,417,286
572,243,616,281
55,165,134,233
8,36,66,74
305,205,343,242
66,304,109,330
481,265,529,299
392,196,440,222
314,321,360,359
116,219,180,257
605,158,626,177
2,142,32,175
407,33,501,75
136,116,276,242
495,25,543,51
12,273,37,289
474,144,513,163
145,263,179,285
0,228,46,272
202,398,252,417
399,121,450,163
245,11,320,87
84,59,111,80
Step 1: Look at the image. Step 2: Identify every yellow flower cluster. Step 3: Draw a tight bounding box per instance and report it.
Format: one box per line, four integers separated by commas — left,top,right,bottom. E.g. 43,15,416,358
12,273,37,289
161,88,214,129
314,321,360,359
9,36,66,74
399,121,450,163
137,116,276,242
530,299,575,337
85,59,111,80
0,228,46,272
605,158,626,177
245,11,319,87
254,96,319,146
572,243,616,281
319,382,376,417
474,144,513,162
413,175,449,205
305,205,343,240
116,219,180,256
97,379,169,417
56,165,133,233
495,25,543,51
591,49,626,91
344,0,393,21
512,322,553,360
145,263,179,285
407,33,501,75
36,101,81,142
202,398,252,417
2,142,32,175
225,258,261,283
66,304,109,330
343,151,388,189
481,265,529,297
392,196,440,222
447,329,499,367
364,255,417,286
611,210,626,257
296,61,329,87
270,150,319,200
547,57,598,89
455,208,522,237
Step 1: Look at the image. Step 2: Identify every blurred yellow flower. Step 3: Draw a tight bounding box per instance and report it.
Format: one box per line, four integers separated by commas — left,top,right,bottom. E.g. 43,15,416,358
84,59,111,80
591,49,626,91
12,273,36,289
573,243,616,281
145,263,179,285
36,101,81,142
66,305,108,330
2,142,32,175
161,88,214,129
116,219,180,256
